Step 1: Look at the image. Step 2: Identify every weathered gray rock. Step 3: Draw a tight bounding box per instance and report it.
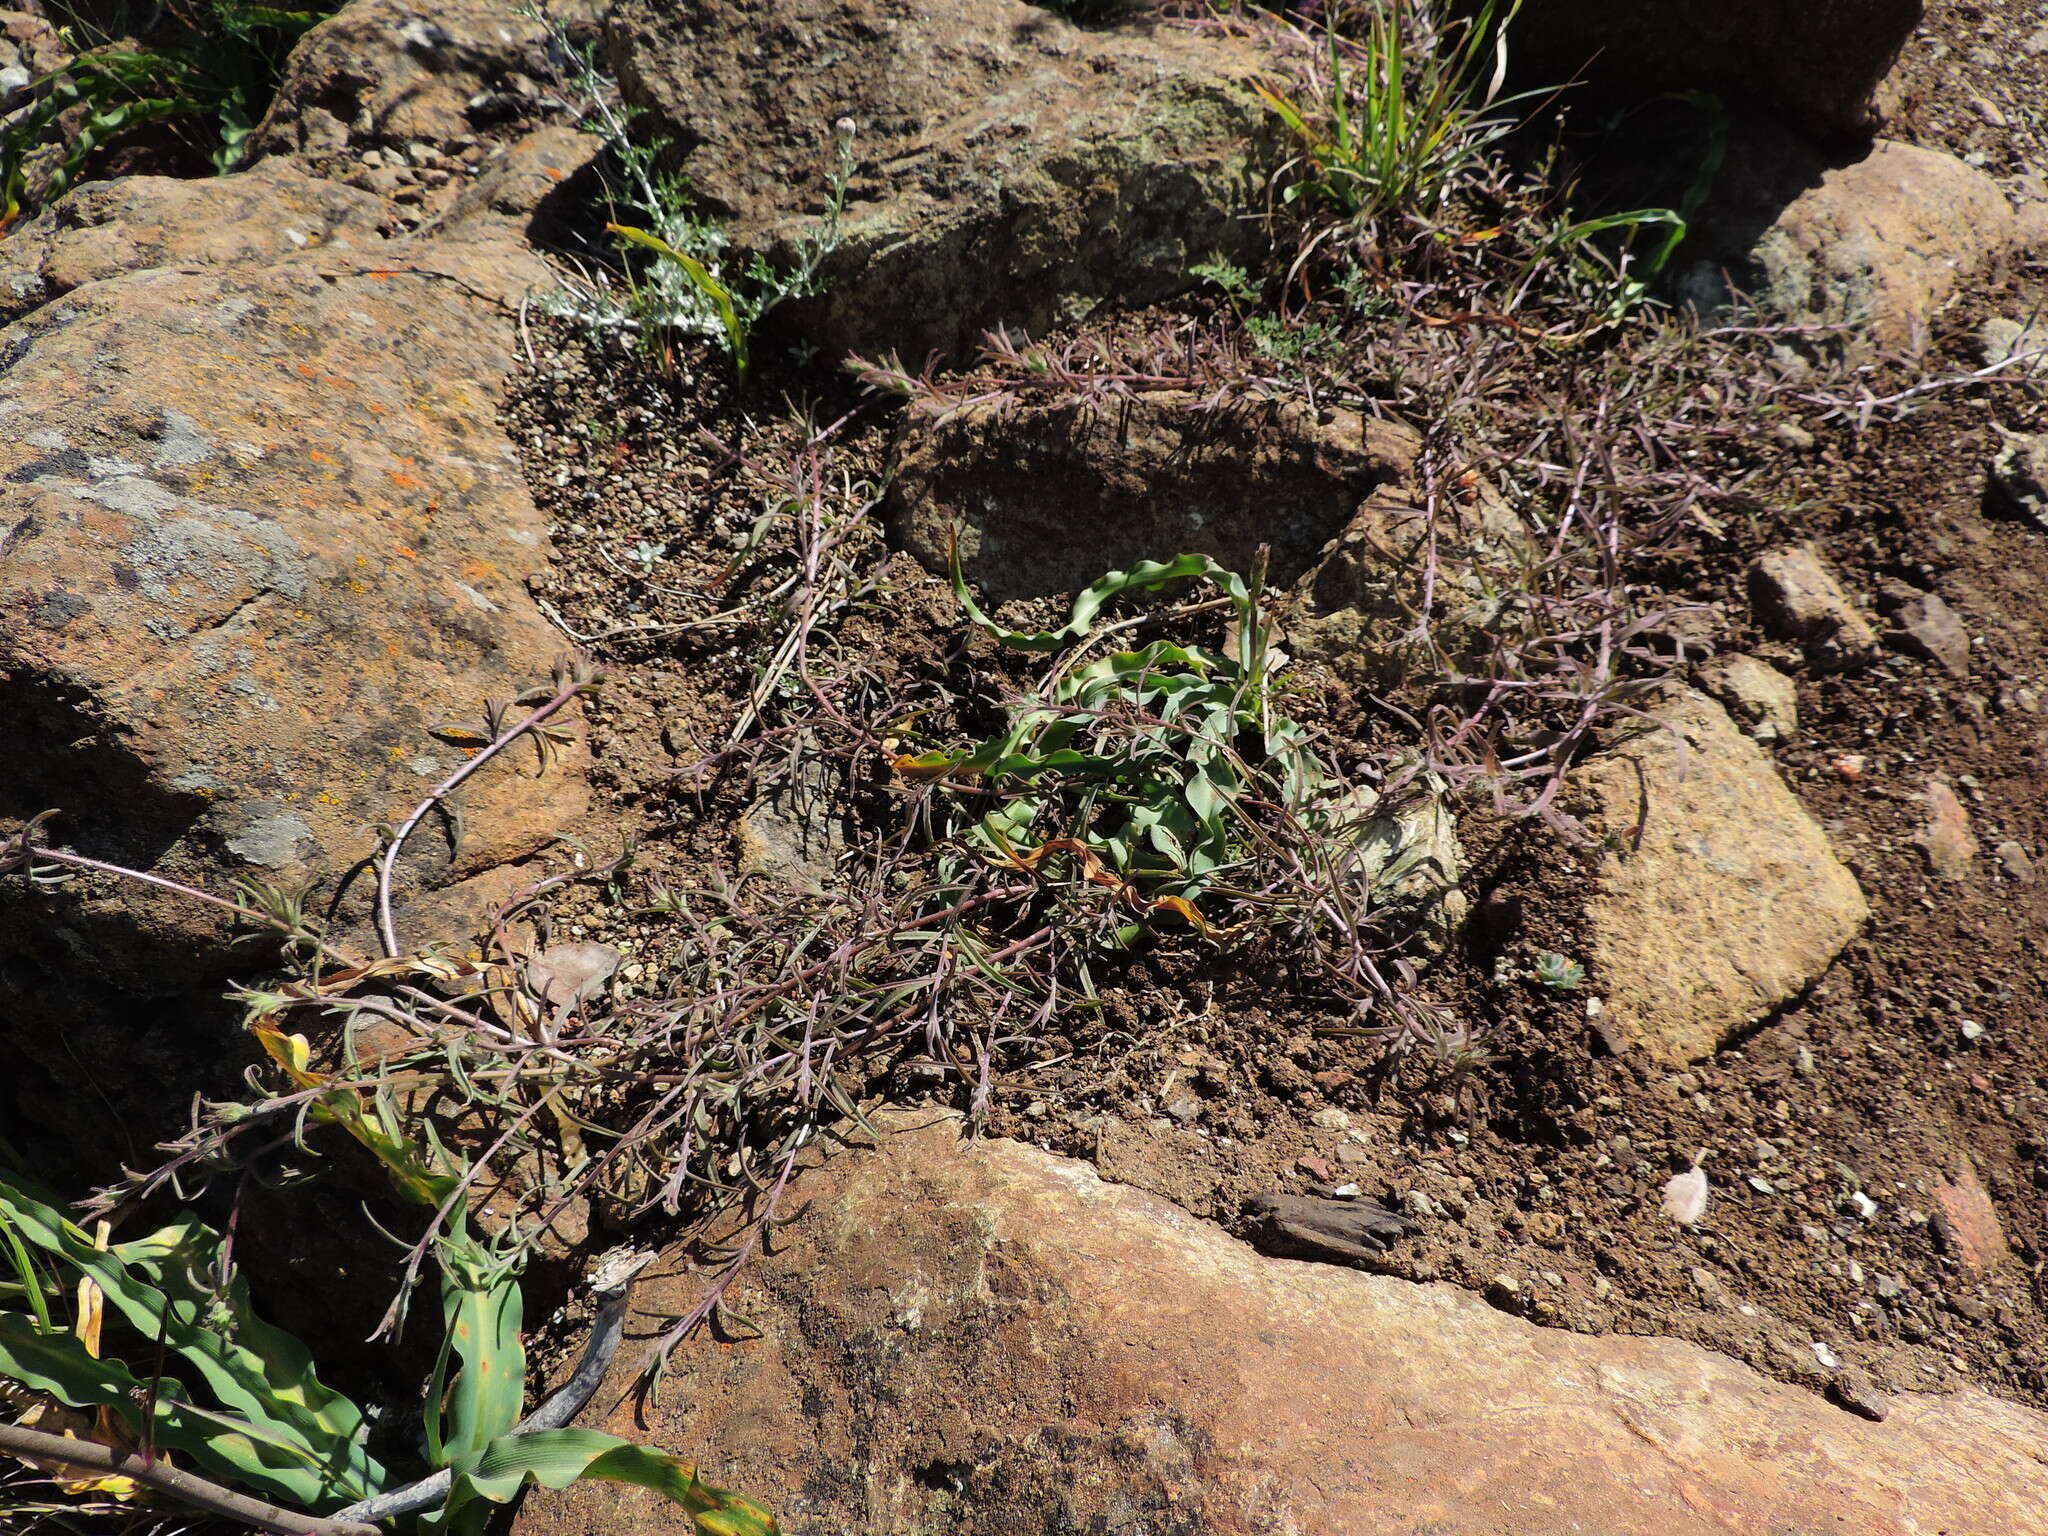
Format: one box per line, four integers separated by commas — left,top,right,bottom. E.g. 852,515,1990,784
1698,652,1799,741
512,1116,2048,1536
1577,691,1869,1064
1748,543,1880,671
1977,316,2048,375
1989,431,2048,529
1678,135,2018,350
1289,466,1533,691
736,765,846,896
0,145,593,1168
1509,0,1919,141
0,233,585,985
606,0,1282,359
890,392,1415,604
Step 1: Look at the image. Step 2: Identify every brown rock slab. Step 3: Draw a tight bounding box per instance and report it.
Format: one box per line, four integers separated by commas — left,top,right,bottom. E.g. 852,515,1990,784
1748,542,1879,671
0,215,586,995
607,0,1282,359
436,123,604,241
255,0,603,158
1508,0,1918,141
889,392,1415,603
1679,135,2018,350
513,1118,2048,1536
1577,691,1869,1065
1932,1157,2010,1272
1916,778,1979,881
0,159,386,325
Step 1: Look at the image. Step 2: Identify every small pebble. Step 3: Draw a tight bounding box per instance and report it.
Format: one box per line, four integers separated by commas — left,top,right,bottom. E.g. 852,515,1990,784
1812,1341,1841,1369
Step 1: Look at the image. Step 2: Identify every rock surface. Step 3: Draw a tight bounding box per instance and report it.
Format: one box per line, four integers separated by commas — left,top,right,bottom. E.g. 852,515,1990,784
1977,315,2048,374
0,107,596,1167
606,0,1280,359
1989,430,2048,528
0,229,585,981
1576,691,1869,1065
1289,463,1531,689
254,0,600,159
0,159,387,324
1698,652,1799,742
1748,542,1879,671
513,1117,2048,1536
1878,578,1971,676
889,393,1415,603
1916,778,1979,881
1678,135,2018,349
1931,1157,2010,1273
1509,0,1919,141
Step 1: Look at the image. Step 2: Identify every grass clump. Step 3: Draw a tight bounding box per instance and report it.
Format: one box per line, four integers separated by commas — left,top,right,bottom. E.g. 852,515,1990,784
1255,0,1526,226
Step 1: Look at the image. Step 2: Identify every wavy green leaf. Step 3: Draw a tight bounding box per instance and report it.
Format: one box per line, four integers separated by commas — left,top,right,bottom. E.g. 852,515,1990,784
0,1173,383,1508
425,1428,778,1536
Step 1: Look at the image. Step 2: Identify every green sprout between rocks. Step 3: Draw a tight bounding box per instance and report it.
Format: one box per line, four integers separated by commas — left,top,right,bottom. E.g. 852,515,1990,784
0,0,342,226
896,552,1334,943
532,9,855,374
1533,951,1586,990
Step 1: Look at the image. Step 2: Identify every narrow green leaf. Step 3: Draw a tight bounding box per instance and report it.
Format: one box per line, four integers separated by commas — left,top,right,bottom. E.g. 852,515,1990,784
608,222,750,373
0,1176,383,1506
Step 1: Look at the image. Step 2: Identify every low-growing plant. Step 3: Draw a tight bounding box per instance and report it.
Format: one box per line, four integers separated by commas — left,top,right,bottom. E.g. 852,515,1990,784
895,553,1332,941
0,1163,778,1534
1255,0,1527,226
1532,951,1585,989
534,13,855,373
0,0,342,226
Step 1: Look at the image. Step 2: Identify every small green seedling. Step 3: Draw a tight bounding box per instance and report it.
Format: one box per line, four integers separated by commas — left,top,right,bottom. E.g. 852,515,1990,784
1532,952,1585,990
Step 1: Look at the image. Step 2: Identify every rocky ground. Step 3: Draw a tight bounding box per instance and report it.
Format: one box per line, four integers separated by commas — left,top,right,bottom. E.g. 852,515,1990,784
4,0,2048,1532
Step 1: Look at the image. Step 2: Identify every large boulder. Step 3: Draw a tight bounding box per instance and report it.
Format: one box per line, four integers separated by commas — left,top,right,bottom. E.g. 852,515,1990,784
515,1118,2048,1536
1575,691,1868,1065
1676,134,2019,351
0,159,587,1159
1508,0,1920,141
605,0,1282,360
254,0,603,160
